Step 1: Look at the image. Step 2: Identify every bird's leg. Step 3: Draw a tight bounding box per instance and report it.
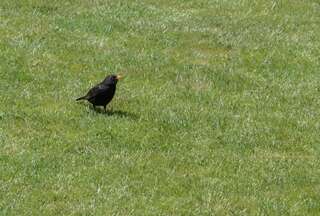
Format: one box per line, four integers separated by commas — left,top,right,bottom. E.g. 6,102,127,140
93,105,96,110
103,105,107,113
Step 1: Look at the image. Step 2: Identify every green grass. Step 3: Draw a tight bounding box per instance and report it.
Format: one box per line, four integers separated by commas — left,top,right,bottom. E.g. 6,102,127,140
1,0,320,215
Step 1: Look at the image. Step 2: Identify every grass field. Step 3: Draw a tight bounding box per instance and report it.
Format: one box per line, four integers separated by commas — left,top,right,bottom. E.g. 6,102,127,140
1,0,320,215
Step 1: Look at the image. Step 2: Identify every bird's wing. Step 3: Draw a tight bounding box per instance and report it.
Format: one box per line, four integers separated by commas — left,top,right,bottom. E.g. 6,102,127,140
85,84,109,100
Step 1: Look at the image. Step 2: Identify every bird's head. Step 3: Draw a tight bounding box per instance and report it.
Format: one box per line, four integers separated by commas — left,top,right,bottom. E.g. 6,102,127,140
103,74,123,85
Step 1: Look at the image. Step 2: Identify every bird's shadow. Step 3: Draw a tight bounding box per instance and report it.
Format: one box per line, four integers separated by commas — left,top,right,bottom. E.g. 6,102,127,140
88,106,139,119
106,109,139,119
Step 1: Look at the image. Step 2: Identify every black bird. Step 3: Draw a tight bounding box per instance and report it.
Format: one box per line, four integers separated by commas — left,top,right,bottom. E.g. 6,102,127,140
76,74,123,112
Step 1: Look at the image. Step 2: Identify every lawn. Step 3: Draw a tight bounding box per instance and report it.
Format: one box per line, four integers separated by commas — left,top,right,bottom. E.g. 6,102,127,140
0,0,320,215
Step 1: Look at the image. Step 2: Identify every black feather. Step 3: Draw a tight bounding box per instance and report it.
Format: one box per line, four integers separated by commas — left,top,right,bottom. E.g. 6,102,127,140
76,74,120,111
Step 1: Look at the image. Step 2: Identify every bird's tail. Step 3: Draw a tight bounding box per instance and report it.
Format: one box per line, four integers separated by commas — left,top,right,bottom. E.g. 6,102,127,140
76,96,86,101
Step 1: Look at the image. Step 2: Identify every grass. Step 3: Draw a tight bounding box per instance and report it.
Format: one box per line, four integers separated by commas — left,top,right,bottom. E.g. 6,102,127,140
0,0,320,215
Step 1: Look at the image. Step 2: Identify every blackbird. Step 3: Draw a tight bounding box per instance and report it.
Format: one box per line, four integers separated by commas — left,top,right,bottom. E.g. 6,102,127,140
76,74,123,111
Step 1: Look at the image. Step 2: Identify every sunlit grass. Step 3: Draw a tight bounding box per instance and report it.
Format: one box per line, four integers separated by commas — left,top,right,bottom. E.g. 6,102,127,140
0,0,320,215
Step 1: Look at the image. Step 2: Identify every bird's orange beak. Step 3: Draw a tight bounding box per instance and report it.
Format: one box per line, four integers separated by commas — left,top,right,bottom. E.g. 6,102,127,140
116,75,123,80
